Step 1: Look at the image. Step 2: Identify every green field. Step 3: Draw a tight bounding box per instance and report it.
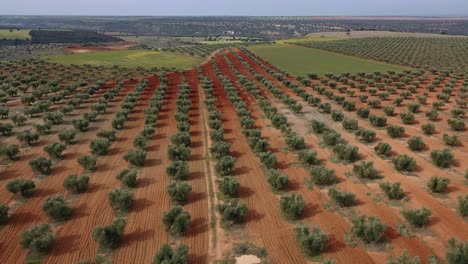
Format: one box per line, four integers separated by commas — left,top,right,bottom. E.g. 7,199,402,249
277,36,341,44
247,44,411,77
44,50,204,69
0,29,31,39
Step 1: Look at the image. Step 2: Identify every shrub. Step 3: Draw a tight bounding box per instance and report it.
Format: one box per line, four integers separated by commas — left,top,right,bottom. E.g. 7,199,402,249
72,119,89,132
309,165,337,185
328,188,356,207
379,182,405,200
374,142,392,156
400,112,415,125
108,188,133,212
369,114,387,127
215,155,236,176
0,144,20,160
58,130,76,144
217,199,248,224
430,149,455,168
298,150,320,167
448,119,465,131
167,181,192,204
331,110,344,122
351,216,386,243
92,218,126,249
78,155,97,172
0,204,8,224
42,195,72,222
445,238,468,264
387,250,421,264
457,195,468,217
451,108,465,119
162,206,191,236
153,244,189,264
355,128,375,143
44,142,66,159
133,135,148,150
266,169,289,191
90,139,111,156
29,157,52,175
407,102,421,113
401,207,431,228
280,193,305,220
421,123,435,135
322,131,342,146
124,149,147,167
20,223,54,254
333,143,360,162
210,142,231,160
171,132,191,147
357,107,370,118
218,177,239,197
426,109,439,121
310,120,326,134
427,176,450,193
353,161,380,179
17,130,40,145
112,117,126,130
167,160,189,180
257,151,278,169
116,169,138,188
392,155,417,171
285,133,306,150
0,123,13,136
443,134,461,146
97,130,117,142
383,106,395,116
407,136,426,151
63,174,89,194
294,225,328,257
342,118,358,131
386,125,405,138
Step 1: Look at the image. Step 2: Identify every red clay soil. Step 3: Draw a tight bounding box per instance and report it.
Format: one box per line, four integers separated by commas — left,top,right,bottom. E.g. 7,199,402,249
222,50,440,261
111,74,179,264
0,83,118,203
44,79,156,263
203,60,308,263
217,51,379,263
233,49,468,260
180,68,210,262
0,82,136,263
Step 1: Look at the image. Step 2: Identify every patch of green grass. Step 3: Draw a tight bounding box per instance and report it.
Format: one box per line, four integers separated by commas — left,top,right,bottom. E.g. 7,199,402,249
43,50,204,69
277,36,341,44
247,44,410,77
0,29,31,40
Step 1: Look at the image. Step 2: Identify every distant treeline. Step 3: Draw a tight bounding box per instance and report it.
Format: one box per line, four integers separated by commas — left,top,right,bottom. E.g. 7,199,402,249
29,30,121,44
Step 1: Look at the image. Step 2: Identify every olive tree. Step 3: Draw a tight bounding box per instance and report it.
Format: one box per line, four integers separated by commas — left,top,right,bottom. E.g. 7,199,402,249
63,174,89,194
217,199,248,224
29,157,52,175
401,207,431,228
153,243,189,264
167,181,192,204
294,225,328,257
351,216,386,243
0,144,20,160
44,142,66,159
90,139,111,156
279,193,305,220
20,223,54,254
379,182,405,200
427,176,450,193
162,206,191,236
42,195,72,222
124,149,147,167
116,169,138,188
108,188,134,213
92,218,126,249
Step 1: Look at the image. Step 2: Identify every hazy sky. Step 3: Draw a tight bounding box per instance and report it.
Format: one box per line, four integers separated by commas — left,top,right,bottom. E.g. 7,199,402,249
2,0,468,16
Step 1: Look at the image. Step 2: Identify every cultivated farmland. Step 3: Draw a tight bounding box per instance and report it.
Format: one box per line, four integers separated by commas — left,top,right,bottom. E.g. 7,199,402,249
0,42,467,264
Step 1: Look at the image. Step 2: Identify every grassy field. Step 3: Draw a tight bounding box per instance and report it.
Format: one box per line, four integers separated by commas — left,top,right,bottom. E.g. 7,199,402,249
44,50,204,69
277,36,341,44
0,29,31,39
247,44,410,76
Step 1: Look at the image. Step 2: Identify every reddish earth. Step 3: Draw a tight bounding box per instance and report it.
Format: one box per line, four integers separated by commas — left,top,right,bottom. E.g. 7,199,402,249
1,48,466,263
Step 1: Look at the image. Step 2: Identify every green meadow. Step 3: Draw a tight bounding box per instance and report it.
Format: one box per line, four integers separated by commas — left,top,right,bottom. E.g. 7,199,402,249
247,44,410,76
44,50,204,69
0,29,31,39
